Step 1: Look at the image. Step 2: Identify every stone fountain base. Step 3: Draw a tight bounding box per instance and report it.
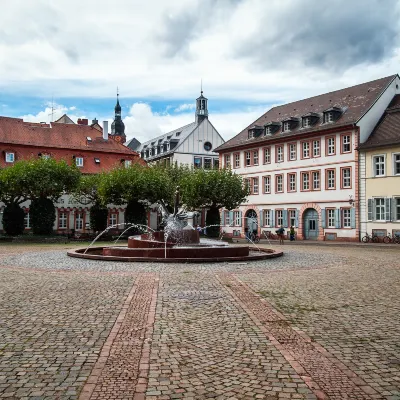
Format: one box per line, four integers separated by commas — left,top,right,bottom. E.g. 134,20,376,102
67,231,283,263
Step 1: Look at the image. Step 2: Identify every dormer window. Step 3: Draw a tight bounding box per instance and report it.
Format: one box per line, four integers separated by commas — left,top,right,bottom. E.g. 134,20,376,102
302,117,311,128
160,145,164,153
265,126,272,135
5,152,15,163
154,147,158,155
248,131,254,139
323,107,342,124
248,125,263,139
176,132,181,137
94,158,100,164
149,148,153,156
283,121,291,132
264,122,280,136
167,142,170,151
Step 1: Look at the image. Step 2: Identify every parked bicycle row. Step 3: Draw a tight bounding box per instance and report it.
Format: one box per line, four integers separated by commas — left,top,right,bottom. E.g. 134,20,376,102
362,232,400,244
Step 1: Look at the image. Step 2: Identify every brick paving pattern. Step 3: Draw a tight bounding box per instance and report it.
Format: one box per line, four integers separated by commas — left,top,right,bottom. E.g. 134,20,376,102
146,272,314,399
79,273,158,400
0,266,136,399
219,273,379,399
0,244,400,399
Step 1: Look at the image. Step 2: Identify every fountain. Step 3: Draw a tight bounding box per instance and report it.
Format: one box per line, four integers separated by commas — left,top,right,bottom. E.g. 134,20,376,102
67,187,282,262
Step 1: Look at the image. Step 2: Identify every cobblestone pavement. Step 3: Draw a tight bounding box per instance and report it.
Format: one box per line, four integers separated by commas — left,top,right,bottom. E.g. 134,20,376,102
0,244,399,399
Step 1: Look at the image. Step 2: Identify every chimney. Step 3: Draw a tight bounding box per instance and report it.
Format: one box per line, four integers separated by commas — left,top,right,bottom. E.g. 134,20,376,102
77,118,88,125
103,121,108,140
77,118,82,125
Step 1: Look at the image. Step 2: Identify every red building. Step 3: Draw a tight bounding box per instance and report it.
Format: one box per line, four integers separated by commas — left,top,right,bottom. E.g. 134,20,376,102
0,100,145,234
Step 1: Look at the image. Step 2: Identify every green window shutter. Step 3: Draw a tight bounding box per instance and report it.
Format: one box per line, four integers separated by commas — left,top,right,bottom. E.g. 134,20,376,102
321,208,326,229
385,198,392,221
259,209,264,227
335,209,341,228
367,199,373,221
351,208,356,229
229,211,234,226
221,210,225,226
295,210,299,228
271,210,275,228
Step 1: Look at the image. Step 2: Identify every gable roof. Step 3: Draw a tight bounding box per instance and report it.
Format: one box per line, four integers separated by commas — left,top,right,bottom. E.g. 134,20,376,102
126,137,141,151
359,95,400,150
134,122,197,160
0,116,136,155
215,75,397,152
54,114,75,124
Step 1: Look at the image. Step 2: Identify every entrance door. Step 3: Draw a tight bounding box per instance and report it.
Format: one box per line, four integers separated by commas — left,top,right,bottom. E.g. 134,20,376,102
303,208,318,239
245,209,258,234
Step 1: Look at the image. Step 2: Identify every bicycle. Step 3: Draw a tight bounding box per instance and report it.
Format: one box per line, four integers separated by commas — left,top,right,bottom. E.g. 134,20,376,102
247,232,260,243
361,233,380,243
383,233,400,244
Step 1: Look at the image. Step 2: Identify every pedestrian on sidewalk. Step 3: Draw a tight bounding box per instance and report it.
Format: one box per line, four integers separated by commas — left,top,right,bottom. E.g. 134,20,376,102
290,226,296,241
277,226,285,245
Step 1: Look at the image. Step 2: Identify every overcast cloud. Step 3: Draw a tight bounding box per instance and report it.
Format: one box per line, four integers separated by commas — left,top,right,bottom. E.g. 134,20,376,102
2,0,400,140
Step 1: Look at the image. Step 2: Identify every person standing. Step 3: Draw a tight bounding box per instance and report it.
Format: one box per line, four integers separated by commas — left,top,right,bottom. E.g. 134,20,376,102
277,225,285,245
290,225,295,241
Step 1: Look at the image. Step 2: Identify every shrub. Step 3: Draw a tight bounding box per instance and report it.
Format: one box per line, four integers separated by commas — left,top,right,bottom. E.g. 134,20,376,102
125,200,147,235
30,197,56,235
2,204,25,236
89,203,109,232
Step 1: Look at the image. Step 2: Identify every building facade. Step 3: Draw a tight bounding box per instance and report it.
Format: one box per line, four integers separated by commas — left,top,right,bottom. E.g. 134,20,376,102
359,95,400,239
0,98,144,235
127,91,225,168
215,75,400,241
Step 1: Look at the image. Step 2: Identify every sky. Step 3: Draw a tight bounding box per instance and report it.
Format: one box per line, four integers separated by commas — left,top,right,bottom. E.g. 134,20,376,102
1,0,399,143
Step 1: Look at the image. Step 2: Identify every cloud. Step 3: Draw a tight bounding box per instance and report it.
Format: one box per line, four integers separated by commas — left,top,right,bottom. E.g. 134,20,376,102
174,103,196,112
233,0,400,72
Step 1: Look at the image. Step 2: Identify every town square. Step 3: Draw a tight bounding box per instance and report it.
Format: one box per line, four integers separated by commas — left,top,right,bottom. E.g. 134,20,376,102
1,0,400,399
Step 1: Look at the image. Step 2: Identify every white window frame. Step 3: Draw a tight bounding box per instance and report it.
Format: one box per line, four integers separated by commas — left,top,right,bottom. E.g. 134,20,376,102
313,140,320,157
5,152,15,163
252,177,259,194
75,157,84,167
276,210,283,227
393,153,400,176
264,210,271,227
225,155,231,168
289,210,296,227
395,197,400,221
24,212,31,229
265,126,272,135
289,143,296,160
245,151,251,166
234,153,240,168
276,175,283,193
277,146,283,162
264,176,271,194
58,212,68,229
302,142,310,159
75,213,84,230
234,211,240,226
312,171,320,190
264,148,271,164
289,173,296,192
342,168,351,188
342,135,351,153
373,155,385,177
302,172,310,191
109,213,117,226
253,150,259,165
327,209,335,228
342,208,351,228
327,137,335,155
374,198,385,221
325,112,334,123
124,160,132,168
303,117,310,128
327,169,335,189
283,121,291,132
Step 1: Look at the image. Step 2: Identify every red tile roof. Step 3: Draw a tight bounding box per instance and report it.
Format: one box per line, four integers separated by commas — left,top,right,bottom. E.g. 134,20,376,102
359,95,400,150
0,116,146,173
215,75,397,152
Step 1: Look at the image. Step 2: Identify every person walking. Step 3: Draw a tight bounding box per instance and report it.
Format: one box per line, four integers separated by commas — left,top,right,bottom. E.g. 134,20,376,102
290,225,296,241
277,225,285,245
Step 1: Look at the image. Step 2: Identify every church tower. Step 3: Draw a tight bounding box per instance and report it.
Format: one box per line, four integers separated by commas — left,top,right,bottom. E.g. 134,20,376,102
195,89,209,124
111,92,126,143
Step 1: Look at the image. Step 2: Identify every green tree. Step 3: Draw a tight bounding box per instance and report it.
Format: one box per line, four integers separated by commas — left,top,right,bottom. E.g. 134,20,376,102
71,174,109,231
180,168,249,237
